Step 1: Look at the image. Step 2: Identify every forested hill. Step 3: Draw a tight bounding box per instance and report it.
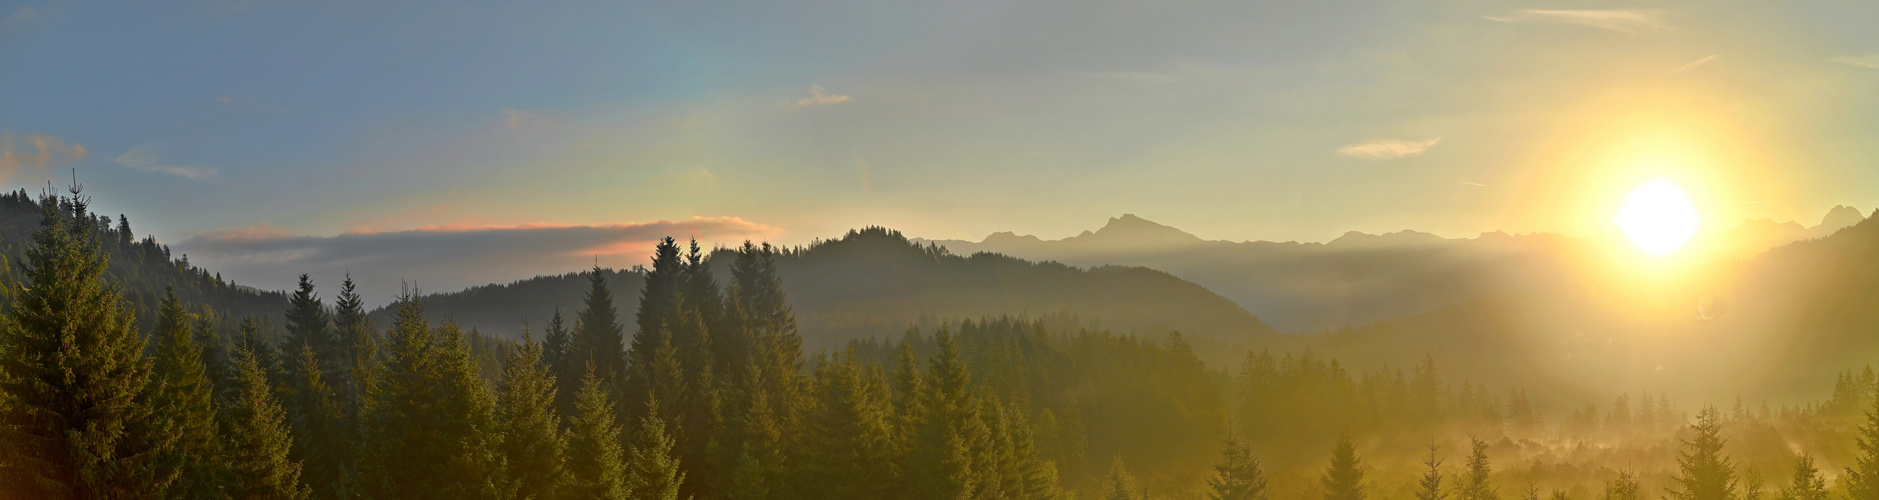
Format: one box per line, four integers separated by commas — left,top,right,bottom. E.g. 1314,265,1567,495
0,189,288,331
375,226,1274,349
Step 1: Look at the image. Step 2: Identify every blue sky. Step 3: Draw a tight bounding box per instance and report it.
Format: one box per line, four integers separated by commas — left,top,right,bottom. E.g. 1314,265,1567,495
4,0,1878,300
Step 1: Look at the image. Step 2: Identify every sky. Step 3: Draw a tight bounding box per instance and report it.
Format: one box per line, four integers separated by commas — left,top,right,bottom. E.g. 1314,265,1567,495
3,0,1878,302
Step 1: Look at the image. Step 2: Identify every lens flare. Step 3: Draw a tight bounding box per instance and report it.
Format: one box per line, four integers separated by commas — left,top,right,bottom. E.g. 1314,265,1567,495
1614,178,1701,257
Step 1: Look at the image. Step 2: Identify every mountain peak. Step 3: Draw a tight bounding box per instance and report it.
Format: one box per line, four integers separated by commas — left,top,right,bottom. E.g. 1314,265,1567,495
1085,214,1205,244
1819,205,1866,230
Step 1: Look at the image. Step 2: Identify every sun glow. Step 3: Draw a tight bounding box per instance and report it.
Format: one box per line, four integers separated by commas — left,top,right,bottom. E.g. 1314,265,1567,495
1614,178,1702,257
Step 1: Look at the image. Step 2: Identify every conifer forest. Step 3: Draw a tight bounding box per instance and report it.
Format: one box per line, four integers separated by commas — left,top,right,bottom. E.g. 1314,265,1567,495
10,1,1879,498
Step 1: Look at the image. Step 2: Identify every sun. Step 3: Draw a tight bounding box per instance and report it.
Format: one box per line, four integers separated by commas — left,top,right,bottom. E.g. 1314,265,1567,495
1614,178,1702,257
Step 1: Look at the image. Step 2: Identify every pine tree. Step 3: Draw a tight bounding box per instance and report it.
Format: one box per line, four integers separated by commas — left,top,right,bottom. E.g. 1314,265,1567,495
625,397,685,500
0,193,178,498
149,288,227,499
565,368,627,500
193,306,233,403
793,354,903,500
284,341,344,497
330,274,375,425
1778,453,1827,500
356,296,508,499
1101,456,1142,500
495,328,567,500
1209,433,1269,500
1665,407,1736,500
1456,437,1496,500
573,267,627,397
543,309,576,417
1413,443,1446,500
1846,383,1879,499
903,328,986,500
1602,471,1640,500
282,275,341,406
234,315,281,386
1322,435,1366,500
222,346,311,500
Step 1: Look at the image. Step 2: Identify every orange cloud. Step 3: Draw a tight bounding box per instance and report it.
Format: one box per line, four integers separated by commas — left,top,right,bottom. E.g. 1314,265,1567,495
0,133,89,181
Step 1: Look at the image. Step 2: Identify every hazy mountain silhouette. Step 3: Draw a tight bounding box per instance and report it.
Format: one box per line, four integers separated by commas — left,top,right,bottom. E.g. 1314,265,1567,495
922,209,1866,332
371,227,1274,351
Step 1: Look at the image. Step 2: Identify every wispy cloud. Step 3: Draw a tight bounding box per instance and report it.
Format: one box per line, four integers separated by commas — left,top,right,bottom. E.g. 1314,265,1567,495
1338,138,1441,160
1671,54,1717,74
112,144,216,180
791,85,851,107
0,132,88,181
1484,9,1669,35
178,217,783,302
1831,54,1879,69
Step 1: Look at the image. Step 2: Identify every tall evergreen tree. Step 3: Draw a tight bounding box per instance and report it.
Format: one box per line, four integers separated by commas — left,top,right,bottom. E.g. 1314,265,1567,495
1456,437,1496,500
356,296,508,499
1778,453,1827,500
284,342,344,498
282,275,340,394
565,368,627,500
1413,443,1447,500
1322,435,1366,500
221,346,311,500
1602,471,1640,500
193,306,232,403
543,309,576,417
1665,407,1736,500
903,328,986,500
1101,456,1142,500
330,274,374,424
1846,384,1879,499
0,194,178,498
234,315,280,385
573,267,627,397
793,353,901,500
1208,433,1268,500
625,397,685,500
495,328,567,500
150,288,226,499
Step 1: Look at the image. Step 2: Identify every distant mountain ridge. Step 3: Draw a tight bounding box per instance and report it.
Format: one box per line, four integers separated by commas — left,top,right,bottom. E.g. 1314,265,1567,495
920,208,1866,332
374,227,1275,352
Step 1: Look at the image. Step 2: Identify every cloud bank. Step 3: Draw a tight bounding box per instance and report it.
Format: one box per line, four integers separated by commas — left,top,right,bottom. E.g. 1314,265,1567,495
0,133,88,182
113,144,216,180
1338,138,1441,160
1485,9,1668,35
177,217,782,305
792,85,851,107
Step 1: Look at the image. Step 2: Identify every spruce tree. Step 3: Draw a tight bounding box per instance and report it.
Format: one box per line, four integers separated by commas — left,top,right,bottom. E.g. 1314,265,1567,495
356,296,508,499
193,306,232,403
0,194,178,498
1101,456,1142,500
1665,407,1736,500
282,274,338,389
1602,471,1640,500
1321,435,1366,500
1846,384,1879,499
543,309,576,416
234,315,281,385
1778,453,1827,500
903,328,986,500
149,288,227,499
793,354,902,500
1413,443,1446,500
625,397,686,500
1208,433,1268,500
565,368,627,500
495,328,567,500
573,267,627,396
222,346,311,500
284,341,344,497
330,274,374,424
1456,437,1496,500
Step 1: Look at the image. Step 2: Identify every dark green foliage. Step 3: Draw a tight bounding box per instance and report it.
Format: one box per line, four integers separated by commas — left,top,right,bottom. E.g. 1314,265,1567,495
495,328,566,500
1778,453,1827,500
1321,435,1365,500
149,288,227,499
330,274,374,419
283,341,343,497
1208,434,1269,500
565,369,627,500
356,296,508,499
222,346,310,500
573,267,627,397
234,315,281,387
193,307,232,403
543,309,576,417
0,194,178,498
1455,437,1496,500
282,275,341,396
1665,407,1736,500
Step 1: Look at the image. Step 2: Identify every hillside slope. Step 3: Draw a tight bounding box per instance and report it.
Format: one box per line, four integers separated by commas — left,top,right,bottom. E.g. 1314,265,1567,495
378,227,1275,349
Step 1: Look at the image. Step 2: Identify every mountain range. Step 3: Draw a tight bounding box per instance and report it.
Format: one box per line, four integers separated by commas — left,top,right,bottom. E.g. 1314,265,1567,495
918,208,1867,332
